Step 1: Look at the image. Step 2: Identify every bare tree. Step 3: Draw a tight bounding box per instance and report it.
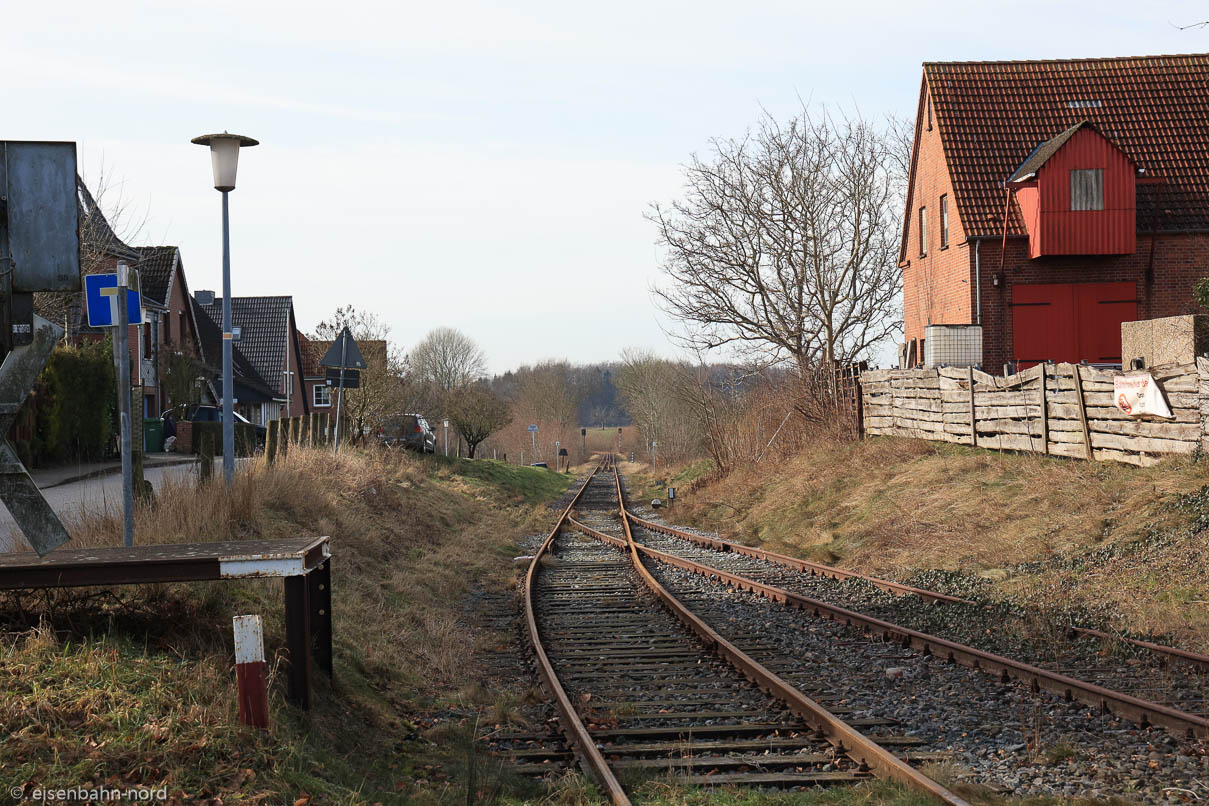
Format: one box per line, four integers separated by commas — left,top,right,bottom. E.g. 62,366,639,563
511,360,586,446
650,106,903,373
410,327,487,413
446,383,511,458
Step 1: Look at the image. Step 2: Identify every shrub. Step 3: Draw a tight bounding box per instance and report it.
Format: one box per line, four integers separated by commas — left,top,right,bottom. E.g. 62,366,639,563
32,338,116,463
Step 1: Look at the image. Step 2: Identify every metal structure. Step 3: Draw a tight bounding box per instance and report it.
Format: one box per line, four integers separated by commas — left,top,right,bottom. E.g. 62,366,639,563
0,536,332,707
0,141,81,555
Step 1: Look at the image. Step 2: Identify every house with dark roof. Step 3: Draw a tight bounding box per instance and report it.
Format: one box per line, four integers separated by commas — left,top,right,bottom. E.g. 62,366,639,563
195,293,309,424
900,53,1209,371
132,246,207,416
50,180,207,419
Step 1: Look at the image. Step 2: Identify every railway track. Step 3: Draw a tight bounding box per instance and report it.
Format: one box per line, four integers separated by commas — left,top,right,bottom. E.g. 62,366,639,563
521,458,967,804
615,504,1209,736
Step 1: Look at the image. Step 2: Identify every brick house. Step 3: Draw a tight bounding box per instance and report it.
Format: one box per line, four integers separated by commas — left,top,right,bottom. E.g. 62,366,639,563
900,54,1209,370
296,333,330,413
132,246,206,416
55,183,207,417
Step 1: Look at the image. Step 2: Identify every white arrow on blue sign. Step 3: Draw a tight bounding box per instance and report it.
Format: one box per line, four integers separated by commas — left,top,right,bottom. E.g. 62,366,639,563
84,273,143,327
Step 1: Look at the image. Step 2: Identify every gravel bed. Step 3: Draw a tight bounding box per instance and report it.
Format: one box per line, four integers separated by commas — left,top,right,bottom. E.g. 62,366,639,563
643,555,1209,802
625,517,1209,714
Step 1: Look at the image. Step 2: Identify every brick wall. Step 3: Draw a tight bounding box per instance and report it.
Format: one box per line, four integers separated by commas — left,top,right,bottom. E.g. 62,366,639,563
903,80,1209,370
902,88,974,345
976,233,1209,369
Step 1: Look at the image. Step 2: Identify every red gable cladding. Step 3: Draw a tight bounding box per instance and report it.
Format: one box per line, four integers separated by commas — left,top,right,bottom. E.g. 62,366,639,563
924,54,1209,239
1016,126,1137,257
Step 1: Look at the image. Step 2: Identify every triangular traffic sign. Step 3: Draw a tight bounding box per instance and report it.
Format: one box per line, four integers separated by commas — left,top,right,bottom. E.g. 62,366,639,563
319,327,367,369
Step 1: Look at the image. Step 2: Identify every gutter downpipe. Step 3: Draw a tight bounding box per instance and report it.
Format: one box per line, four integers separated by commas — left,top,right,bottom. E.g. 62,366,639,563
974,238,982,326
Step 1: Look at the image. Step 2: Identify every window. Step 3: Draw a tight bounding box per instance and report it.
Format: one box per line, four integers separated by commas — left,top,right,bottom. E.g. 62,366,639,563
1070,169,1104,211
313,384,332,407
918,206,928,256
939,194,949,248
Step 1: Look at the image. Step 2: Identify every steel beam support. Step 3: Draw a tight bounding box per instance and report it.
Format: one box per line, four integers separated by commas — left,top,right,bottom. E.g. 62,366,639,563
0,314,69,555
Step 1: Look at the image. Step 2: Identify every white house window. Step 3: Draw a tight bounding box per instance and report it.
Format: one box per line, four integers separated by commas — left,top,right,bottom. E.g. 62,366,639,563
1070,169,1104,211
313,384,332,407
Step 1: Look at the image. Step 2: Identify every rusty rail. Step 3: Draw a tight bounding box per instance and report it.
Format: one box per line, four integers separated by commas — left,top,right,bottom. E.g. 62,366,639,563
604,471,970,806
523,461,631,805
628,512,1209,680
626,512,973,606
618,506,1209,739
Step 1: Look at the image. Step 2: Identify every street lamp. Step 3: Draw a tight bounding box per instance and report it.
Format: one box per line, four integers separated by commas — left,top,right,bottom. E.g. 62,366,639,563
191,132,258,486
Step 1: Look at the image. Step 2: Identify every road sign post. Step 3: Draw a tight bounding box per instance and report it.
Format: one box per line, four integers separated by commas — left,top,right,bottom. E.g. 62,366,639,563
555,441,560,471
320,328,366,455
443,419,450,457
114,264,134,547
652,440,657,474
528,424,538,465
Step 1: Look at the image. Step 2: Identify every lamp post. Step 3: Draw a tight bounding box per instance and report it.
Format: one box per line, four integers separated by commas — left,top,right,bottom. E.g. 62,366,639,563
192,132,258,486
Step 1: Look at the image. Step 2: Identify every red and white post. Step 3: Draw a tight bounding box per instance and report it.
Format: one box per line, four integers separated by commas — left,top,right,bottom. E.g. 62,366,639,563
233,615,269,730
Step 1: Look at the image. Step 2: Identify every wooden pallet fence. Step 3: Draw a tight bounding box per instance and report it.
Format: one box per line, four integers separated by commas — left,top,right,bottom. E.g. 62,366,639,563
861,360,1208,467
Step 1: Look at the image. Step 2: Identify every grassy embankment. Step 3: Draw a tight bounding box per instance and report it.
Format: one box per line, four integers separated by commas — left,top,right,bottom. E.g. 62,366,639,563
2,441,1123,806
1,448,573,804
642,436,1209,648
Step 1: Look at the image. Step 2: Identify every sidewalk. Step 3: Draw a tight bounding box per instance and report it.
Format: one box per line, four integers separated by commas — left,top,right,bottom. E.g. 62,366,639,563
30,453,198,490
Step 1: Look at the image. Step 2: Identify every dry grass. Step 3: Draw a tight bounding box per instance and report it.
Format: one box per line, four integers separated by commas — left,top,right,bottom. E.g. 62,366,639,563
1,447,568,804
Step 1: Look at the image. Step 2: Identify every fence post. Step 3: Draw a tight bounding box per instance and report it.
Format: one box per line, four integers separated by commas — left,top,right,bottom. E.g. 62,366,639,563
1039,366,1049,455
1072,364,1093,460
233,615,269,730
299,414,310,448
199,431,214,482
266,420,279,465
967,366,977,448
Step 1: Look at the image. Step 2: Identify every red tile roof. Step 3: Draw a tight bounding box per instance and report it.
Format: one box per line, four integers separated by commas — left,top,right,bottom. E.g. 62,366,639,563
924,54,1209,239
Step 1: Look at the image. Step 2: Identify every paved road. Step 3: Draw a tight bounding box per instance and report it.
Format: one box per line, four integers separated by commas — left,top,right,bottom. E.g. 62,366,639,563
0,459,245,553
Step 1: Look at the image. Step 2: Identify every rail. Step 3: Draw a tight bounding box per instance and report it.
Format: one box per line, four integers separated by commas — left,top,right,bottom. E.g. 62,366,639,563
522,460,630,805
604,469,970,805
619,506,1209,739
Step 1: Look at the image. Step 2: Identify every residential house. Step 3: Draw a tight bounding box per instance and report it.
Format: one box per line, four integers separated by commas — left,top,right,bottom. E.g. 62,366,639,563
195,293,309,424
297,332,331,413
900,54,1209,370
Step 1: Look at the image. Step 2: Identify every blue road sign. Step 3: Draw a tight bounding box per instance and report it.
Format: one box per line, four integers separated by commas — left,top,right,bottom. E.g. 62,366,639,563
85,274,142,327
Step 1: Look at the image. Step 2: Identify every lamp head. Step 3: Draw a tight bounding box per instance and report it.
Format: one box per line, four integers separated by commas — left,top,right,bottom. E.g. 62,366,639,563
191,132,258,191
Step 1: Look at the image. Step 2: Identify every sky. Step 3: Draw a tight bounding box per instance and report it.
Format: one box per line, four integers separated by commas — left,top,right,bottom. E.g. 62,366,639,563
3,1,1206,373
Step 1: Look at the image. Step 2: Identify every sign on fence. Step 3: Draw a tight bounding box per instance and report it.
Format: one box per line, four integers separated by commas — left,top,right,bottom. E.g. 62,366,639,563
1114,373,1173,419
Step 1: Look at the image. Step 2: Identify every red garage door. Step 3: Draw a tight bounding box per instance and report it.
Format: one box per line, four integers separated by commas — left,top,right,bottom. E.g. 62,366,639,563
1012,282,1136,368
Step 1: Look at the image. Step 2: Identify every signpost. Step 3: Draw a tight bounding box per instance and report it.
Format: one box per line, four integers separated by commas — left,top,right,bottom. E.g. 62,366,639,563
651,440,658,474
0,141,80,555
555,440,560,471
320,327,366,453
443,419,450,457
528,424,539,464
581,427,586,458
87,267,145,547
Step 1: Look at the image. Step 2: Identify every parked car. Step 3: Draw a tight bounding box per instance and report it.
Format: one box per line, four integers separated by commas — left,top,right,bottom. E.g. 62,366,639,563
164,404,267,447
378,414,436,453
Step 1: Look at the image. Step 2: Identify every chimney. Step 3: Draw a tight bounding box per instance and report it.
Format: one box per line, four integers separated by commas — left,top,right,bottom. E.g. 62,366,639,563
195,290,215,306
